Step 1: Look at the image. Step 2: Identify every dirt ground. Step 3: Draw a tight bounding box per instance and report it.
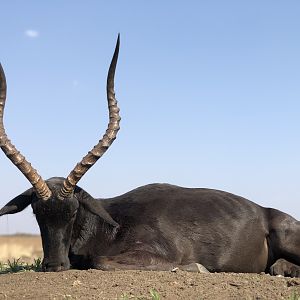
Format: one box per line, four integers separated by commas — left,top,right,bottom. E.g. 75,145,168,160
1,269,300,300
1,235,300,300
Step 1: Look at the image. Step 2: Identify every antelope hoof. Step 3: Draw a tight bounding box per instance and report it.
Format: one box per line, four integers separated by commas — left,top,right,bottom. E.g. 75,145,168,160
180,263,210,273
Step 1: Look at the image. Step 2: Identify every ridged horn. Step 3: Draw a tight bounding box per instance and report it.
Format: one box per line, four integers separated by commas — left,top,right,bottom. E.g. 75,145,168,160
0,64,52,200
58,35,121,199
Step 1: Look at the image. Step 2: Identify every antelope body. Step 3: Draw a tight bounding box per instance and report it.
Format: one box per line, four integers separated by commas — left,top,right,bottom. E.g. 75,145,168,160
1,36,300,276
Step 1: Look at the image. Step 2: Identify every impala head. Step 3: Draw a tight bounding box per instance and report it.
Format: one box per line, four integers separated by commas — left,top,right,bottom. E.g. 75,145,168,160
0,36,120,271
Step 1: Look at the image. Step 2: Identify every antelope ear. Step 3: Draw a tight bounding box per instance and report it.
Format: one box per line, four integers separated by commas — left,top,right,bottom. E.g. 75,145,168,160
0,188,33,216
76,188,119,227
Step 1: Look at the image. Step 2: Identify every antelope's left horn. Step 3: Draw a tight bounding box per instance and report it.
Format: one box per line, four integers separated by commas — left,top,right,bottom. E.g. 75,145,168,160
0,64,52,200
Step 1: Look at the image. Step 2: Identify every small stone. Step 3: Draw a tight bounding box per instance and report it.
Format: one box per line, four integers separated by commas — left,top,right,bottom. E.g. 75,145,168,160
72,280,82,286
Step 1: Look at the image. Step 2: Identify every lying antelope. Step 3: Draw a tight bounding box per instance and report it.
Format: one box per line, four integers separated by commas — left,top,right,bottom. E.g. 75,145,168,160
1,36,300,276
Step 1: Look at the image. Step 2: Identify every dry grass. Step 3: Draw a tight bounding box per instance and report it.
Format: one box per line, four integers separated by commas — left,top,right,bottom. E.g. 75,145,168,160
0,234,42,264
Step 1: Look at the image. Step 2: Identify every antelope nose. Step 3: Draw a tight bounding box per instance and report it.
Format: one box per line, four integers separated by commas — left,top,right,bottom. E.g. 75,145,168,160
42,261,70,272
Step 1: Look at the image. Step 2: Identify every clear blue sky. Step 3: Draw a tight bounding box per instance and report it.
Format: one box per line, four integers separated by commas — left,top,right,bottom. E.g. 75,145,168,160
1,1,300,234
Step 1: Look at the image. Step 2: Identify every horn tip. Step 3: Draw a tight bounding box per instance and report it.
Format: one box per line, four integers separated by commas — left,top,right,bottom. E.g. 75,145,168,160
116,34,120,49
